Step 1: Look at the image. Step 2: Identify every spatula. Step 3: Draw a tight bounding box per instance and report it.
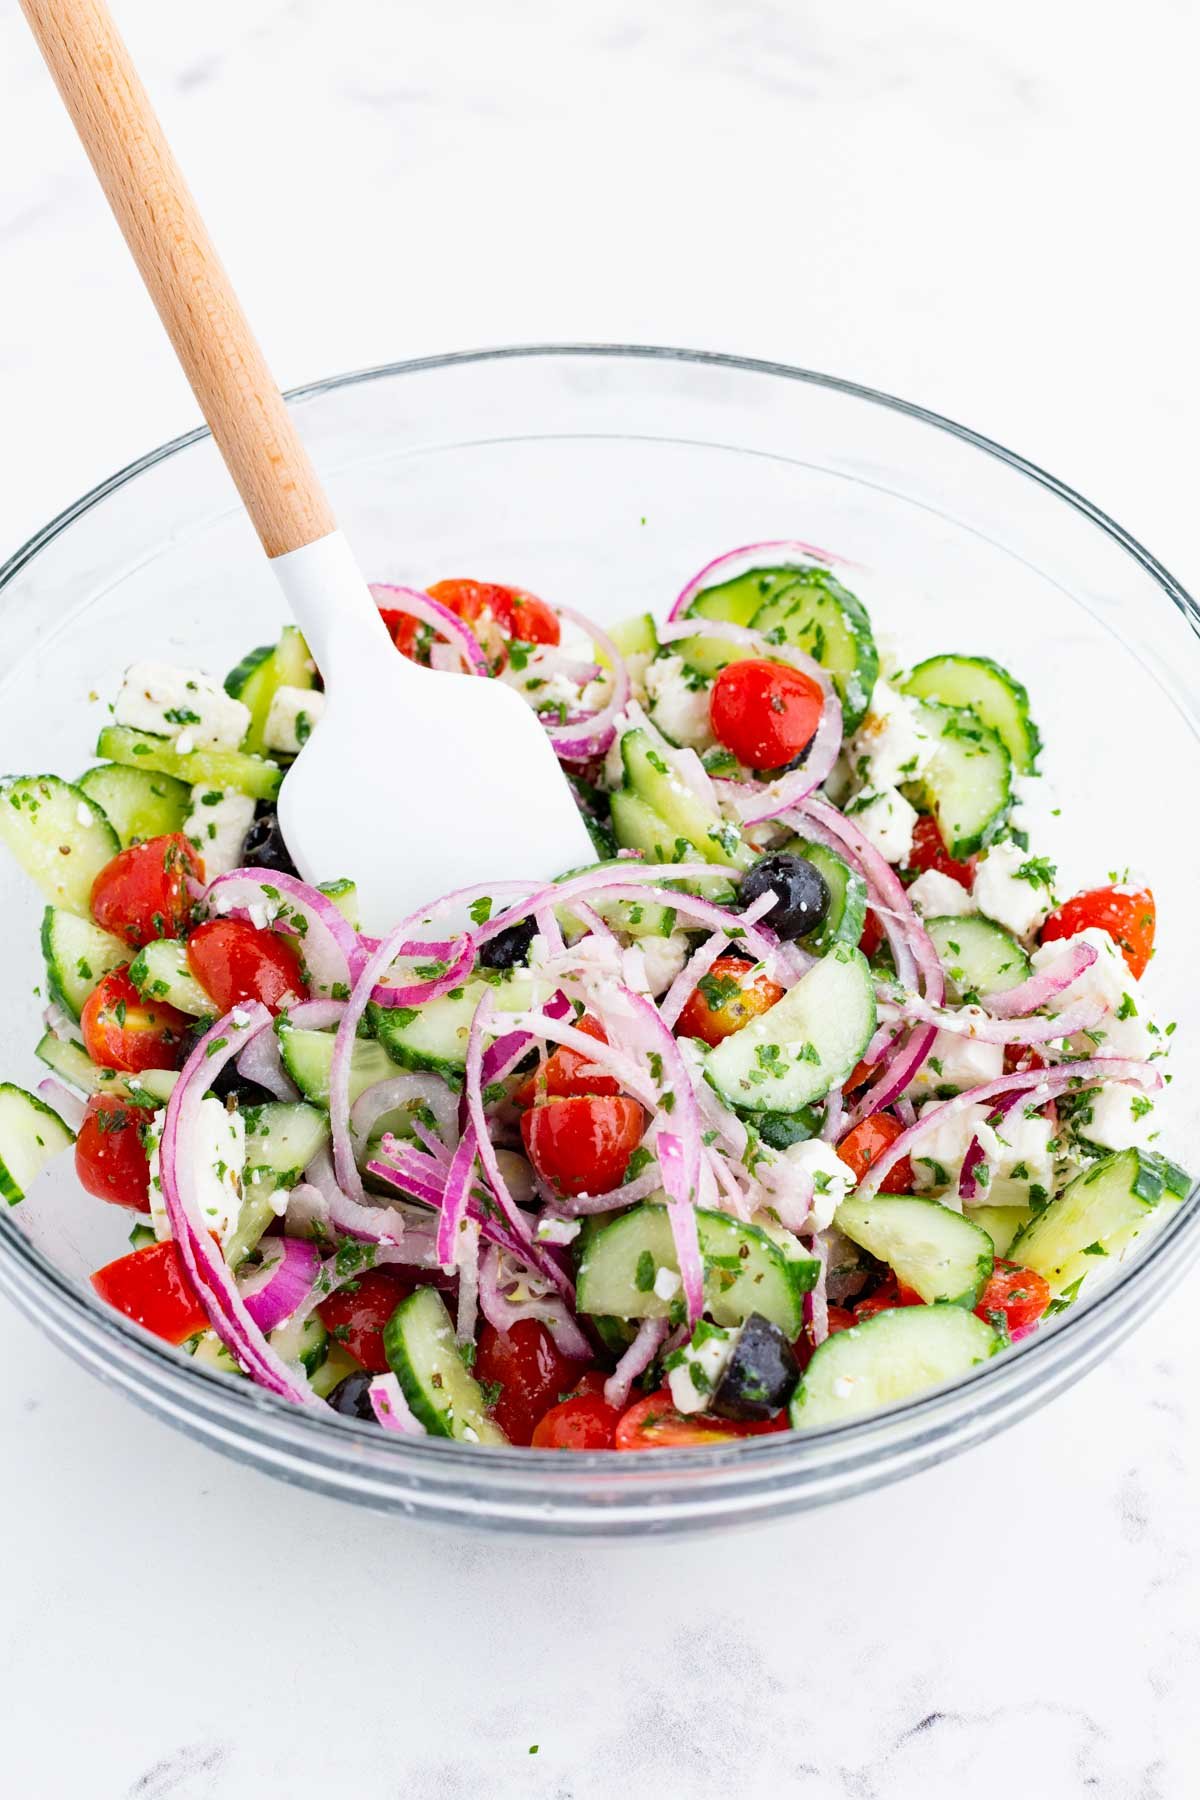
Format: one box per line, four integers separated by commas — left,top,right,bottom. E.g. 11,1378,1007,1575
20,0,596,933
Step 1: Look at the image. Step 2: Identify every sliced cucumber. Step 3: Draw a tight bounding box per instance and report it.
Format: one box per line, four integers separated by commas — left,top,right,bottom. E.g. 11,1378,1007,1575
309,1342,362,1399
96,725,282,801
924,915,1031,1001
619,729,752,870
0,1083,76,1205
902,654,1040,776
276,1023,395,1106
779,837,867,956
664,635,754,681
225,624,315,756
575,1202,817,1337
41,906,126,1020
687,565,810,626
554,857,735,940
607,612,658,659
1009,1147,1190,1299
269,1309,329,1376
704,944,876,1114
129,937,213,1017
230,1101,331,1261
834,1194,994,1306
369,975,532,1080
318,878,359,931
790,1304,1001,1428
384,1285,508,1443
129,1068,177,1105
192,1331,242,1377
0,775,120,913
909,702,1012,859
610,789,698,865
76,762,191,847
966,1204,1034,1258
747,569,879,729
36,1032,127,1098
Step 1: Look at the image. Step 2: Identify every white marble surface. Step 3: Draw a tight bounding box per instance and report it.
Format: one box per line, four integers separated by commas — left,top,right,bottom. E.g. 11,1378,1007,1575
2,3,1199,1795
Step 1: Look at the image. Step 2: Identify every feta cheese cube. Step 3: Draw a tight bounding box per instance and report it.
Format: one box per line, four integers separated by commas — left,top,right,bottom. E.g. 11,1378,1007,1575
760,1137,857,1232
635,932,691,998
263,685,325,756
1078,1083,1157,1151
183,786,256,877
1031,926,1133,1016
908,1026,1004,1100
848,787,918,863
535,1215,582,1246
987,1107,1056,1205
643,655,715,751
851,680,935,789
115,661,250,751
910,1100,999,1194
908,869,977,919
666,1323,736,1414
146,1097,246,1246
653,1266,682,1303
973,840,1055,941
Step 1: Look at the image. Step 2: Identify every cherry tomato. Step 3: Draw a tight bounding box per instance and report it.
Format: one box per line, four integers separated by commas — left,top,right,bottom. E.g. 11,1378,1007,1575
674,954,785,1048
708,659,826,771
837,1112,914,1194
521,1094,645,1198
852,1276,924,1322
904,814,975,888
80,968,189,1074
974,1259,1051,1335
316,1268,415,1373
614,1389,787,1450
1040,884,1155,979
508,590,561,646
474,1319,588,1447
531,1386,621,1450
91,1239,209,1345
90,833,203,948
842,1058,877,1095
1003,1046,1047,1076
186,918,307,1015
512,1014,618,1107
427,579,518,672
74,1094,152,1211
859,910,885,958
825,1305,856,1335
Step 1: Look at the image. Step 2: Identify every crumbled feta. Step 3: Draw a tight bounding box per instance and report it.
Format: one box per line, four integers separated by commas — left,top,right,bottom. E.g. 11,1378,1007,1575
987,1107,1056,1204
653,1266,682,1303
907,868,977,919
114,661,250,750
848,788,918,863
635,932,691,998
667,1323,736,1414
174,730,196,755
907,1028,1004,1100
760,1137,857,1232
910,1100,999,1193
851,680,935,789
193,1096,246,1245
624,650,655,705
145,1107,169,1241
1031,926,1133,1017
1079,1083,1157,1152
1079,1006,1157,1062
183,786,256,877
643,655,714,751
263,685,325,756
534,1215,581,1246
973,840,1055,941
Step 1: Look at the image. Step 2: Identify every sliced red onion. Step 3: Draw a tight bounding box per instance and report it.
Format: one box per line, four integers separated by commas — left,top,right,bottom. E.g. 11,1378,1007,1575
235,1026,299,1102
803,1234,829,1348
603,1316,670,1411
369,582,490,678
668,540,846,622
370,936,475,1010
36,1078,84,1132
477,1243,592,1359
840,1025,937,1138
284,1181,329,1239
820,1086,845,1144
982,939,1100,1019
540,604,630,760
283,998,349,1031
43,1000,78,1043
205,869,358,999
239,1235,323,1332
876,995,1105,1046
370,1141,544,1273
368,1372,428,1435
502,1008,658,1107
349,1072,459,1163
546,1161,664,1216
303,1146,410,1248
435,1122,481,1270
657,1130,704,1330
479,989,572,1093
456,1217,481,1342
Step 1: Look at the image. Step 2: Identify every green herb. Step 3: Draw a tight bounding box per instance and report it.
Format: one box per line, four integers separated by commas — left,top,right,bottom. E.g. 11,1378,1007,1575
468,896,493,926
635,1250,656,1293
1016,855,1057,891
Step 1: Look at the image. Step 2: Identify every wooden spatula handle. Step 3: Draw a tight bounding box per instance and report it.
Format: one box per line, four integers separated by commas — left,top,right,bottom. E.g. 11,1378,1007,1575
20,0,336,559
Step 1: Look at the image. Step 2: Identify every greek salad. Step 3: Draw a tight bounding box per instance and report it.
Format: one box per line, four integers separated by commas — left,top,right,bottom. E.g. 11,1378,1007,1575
0,547,1187,1451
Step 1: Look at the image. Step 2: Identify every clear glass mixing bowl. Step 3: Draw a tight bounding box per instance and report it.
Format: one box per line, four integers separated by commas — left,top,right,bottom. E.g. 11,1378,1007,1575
1,346,1197,1536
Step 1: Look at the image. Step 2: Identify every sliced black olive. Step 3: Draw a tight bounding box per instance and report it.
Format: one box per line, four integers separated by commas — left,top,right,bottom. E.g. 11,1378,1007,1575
241,803,299,878
326,1371,377,1420
740,852,831,942
478,915,537,969
710,1312,800,1421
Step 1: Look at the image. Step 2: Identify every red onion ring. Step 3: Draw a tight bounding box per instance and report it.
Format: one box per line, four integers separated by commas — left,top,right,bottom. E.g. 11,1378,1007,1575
368,582,490,678
982,938,1100,1019
36,1078,84,1132
239,1235,323,1332
368,1372,428,1435
205,869,358,1000
603,1315,670,1411
958,1091,1025,1203
477,1243,591,1360
658,1130,704,1329
539,604,630,761
668,540,847,622
877,995,1105,1046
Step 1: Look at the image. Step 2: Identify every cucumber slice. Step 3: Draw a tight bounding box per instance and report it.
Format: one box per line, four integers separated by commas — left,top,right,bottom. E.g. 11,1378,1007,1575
230,1101,331,1262
834,1194,994,1306
909,702,1012,858
41,906,126,1019
607,612,659,659
704,944,876,1113
0,1083,76,1205
96,725,282,801
1008,1148,1190,1299
225,625,315,755
129,937,213,1017
318,878,359,930
747,569,879,729
276,1023,396,1106
924,915,1031,1001
130,1068,177,1105
966,1204,1034,1258
619,729,752,870
192,1331,241,1376
35,1033,129,1098
269,1309,329,1376
902,654,1040,776
664,635,754,681
779,837,867,955
687,565,809,626
309,1343,362,1399
369,975,533,1080
610,789,697,864
576,1202,817,1336
76,763,191,847
0,775,120,914
790,1304,1001,1428
384,1286,508,1442
553,857,736,940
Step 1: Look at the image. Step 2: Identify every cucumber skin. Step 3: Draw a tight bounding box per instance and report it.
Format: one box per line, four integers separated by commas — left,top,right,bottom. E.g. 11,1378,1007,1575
705,943,876,1115
0,774,120,914
0,1082,76,1205
912,702,1013,859
745,569,879,729
41,906,126,1021
76,763,191,847
1008,1148,1190,1297
790,1304,1001,1429
96,725,282,801
781,837,867,956
834,1194,995,1308
903,654,1041,776
383,1286,506,1443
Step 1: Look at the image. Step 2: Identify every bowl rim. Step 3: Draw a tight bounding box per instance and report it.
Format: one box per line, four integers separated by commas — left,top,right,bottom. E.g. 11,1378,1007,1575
2,340,1198,1495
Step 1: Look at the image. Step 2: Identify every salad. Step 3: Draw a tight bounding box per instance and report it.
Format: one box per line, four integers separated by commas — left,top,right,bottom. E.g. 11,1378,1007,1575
0,545,1187,1452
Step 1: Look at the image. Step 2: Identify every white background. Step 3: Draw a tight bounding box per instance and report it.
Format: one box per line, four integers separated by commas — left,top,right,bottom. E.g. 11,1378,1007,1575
1,3,1198,1795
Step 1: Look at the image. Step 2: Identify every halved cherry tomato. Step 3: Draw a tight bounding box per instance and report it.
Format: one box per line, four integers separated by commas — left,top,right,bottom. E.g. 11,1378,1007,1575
1003,1046,1047,1075
838,1112,913,1194
708,659,826,771
859,910,885,959
974,1259,1051,1335
80,968,189,1074
474,1319,589,1447
91,1239,208,1344
531,1385,620,1450
426,579,518,672
90,833,203,948
316,1268,415,1373
904,814,975,888
842,1057,877,1095
509,590,561,646
186,917,307,1014
74,1094,152,1211
1040,884,1155,979
852,1275,924,1322
825,1305,857,1335
614,1388,787,1450
513,1014,617,1106
520,1094,645,1198
674,954,785,1048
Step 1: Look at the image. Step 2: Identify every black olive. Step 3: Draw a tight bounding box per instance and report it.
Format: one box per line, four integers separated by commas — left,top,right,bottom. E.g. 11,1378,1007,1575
740,852,831,942
711,1313,800,1421
207,1059,276,1108
326,1371,377,1421
478,915,537,969
241,804,299,878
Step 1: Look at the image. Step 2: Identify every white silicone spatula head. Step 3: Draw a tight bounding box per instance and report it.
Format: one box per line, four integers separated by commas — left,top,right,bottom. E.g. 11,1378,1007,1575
21,0,596,933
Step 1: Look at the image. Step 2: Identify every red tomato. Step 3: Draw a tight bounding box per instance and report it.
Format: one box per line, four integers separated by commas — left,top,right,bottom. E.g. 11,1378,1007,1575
74,1094,152,1211
520,1094,645,1198
80,968,189,1074
186,918,307,1014
91,1240,209,1344
317,1268,415,1373
838,1112,913,1194
474,1319,588,1447
842,1058,877,1095
427,579,518,672
852,1276,924,1323
975,1259,1051,1335
825,1305,856,1335
512,1014,618,1107
1040,884,1155,979
1003,1046,1047,1076
904,814,975,888
508,590,561,646
859,910,885,958
531,1387,621,1450
90,833,202,949
674,954,785,1048
614,1389,787,1450
708,659,826,771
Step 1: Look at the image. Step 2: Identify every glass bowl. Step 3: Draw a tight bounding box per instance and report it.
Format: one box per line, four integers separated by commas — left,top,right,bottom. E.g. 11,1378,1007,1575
1,346,1197,1537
